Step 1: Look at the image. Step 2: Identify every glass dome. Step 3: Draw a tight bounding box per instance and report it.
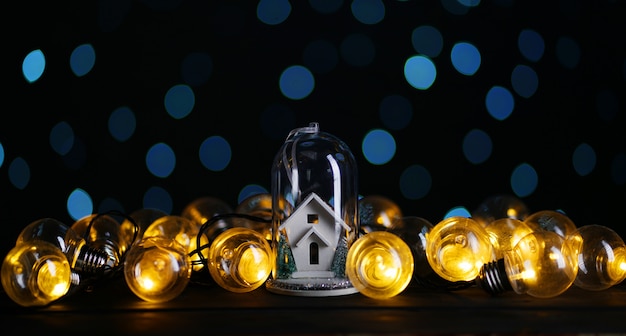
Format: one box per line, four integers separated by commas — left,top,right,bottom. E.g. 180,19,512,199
266,122,360,296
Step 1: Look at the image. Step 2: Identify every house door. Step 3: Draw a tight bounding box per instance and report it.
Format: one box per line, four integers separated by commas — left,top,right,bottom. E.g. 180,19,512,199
309,242,319,265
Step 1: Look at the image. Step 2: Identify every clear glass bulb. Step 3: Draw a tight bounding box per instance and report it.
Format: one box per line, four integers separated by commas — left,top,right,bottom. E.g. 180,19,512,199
346,231,414,299
471,194,530,227
388,216,433,282
181,196,234,238
143,215,208,272
484,218,534,259
426,216,495,282
523,210,577,239
207,227,272,293
234,192,292,241
1,240,77,307
123,237,191,303
119,208,168,252
16,218,113,275
476,230,579,298
71,213,124,270
569,224,626,291
359,195,403,233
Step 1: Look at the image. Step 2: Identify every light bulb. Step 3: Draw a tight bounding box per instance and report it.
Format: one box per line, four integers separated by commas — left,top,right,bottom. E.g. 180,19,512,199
359,195,403,233
484,218,534,259
181,196,233,238
123,236,191,303
388,216,433,282
472,194,530,227
143,215,207,272
71,213,125,269
1,240,78,307
16,218,113,275
234,193,291,241
346,231,414,299
523,209,577,238
476,230,578,298
207,227,272,293
124,215,200,302
569,224,626,291
425,216,495,282
119,208,168,252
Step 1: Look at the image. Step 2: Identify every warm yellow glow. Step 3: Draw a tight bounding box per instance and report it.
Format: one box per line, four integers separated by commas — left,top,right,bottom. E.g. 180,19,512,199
208,227,272,293
1,241,72,307
37,259,71,299
236,246,271,284
346,231,413,299
426,217,494,282
124,237,191,303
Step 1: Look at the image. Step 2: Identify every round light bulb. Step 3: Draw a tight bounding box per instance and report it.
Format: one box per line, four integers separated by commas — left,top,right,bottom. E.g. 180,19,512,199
1,240,77,307
234,193,290,241
124,237,191,303
181,196,234,238
524,210,577,238
143,215,208,272
477,230,578,298
119,208,168,252
472,194,530,227
570,224,626,291
207,227,272,293
484,218,534,259
359,195,403,233
346,231,414,299
16,218,113,275
426,216,495,282
71,213,125,269
388,216,433,280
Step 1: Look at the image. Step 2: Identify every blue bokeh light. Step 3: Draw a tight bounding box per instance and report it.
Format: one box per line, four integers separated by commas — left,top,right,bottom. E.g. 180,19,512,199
199,136,232,172
22,49,46,83
362,129,396,165
67,188,93,221
279,65,315,100
146,143,176,178
70,44,96,77
404,55,437,90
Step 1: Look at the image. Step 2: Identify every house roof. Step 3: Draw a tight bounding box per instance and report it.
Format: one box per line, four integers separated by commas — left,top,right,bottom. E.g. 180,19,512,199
279,192,352,232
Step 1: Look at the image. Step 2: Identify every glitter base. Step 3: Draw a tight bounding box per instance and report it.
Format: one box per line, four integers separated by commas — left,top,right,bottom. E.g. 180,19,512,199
266,278,359,297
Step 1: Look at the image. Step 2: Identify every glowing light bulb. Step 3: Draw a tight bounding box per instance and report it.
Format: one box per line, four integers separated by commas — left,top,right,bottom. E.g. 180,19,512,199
124,215,201,302
1,240,77,307
71,213,125,269
484,218,534,259
123,236,191,303
143,215,207,272
388,216,432,281
16,218,113,275
346,231,414,299
472,194,530,227
359,195,403,233
476,230,579,298
426,216,495,282
569,224,626,291
234,193,292,241
523,209,577,239
207,227,272,293
119,208,168,252
181,196,233,238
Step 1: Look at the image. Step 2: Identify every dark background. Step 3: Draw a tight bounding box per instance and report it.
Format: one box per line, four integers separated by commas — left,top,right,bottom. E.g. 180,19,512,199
2,0,625,258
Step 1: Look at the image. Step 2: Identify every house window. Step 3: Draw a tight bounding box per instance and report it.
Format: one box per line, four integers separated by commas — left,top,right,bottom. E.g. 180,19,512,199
307,214,319,224
310,242,319,264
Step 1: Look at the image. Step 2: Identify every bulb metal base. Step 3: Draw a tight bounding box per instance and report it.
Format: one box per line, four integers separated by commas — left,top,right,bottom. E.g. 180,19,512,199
476,258,512,295
75,246,115,275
